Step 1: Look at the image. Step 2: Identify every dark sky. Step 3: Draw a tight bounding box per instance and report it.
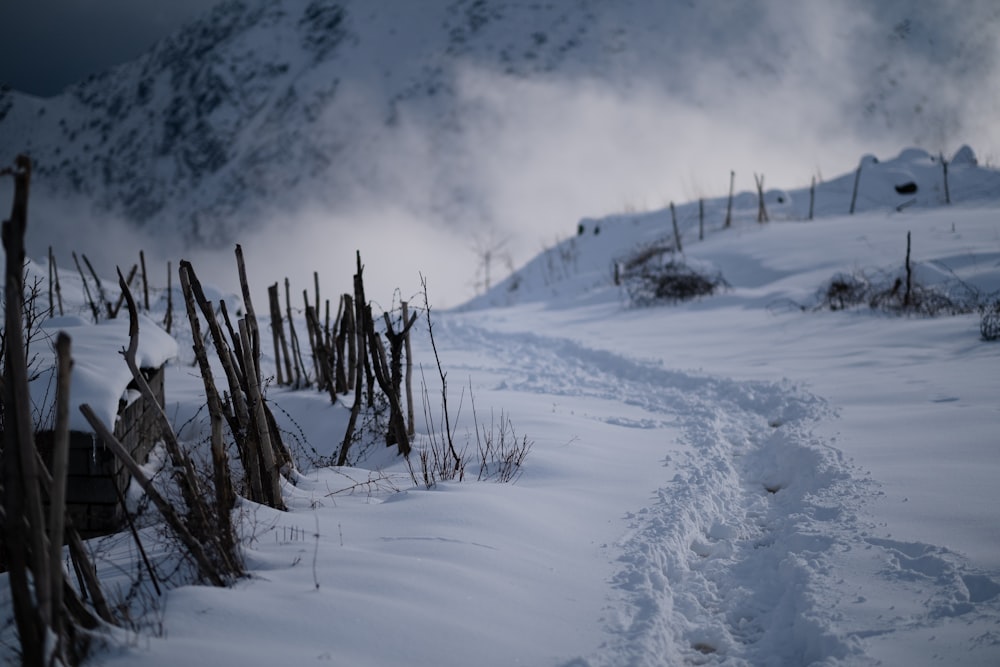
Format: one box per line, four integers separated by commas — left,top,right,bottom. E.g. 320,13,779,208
0,1,226,96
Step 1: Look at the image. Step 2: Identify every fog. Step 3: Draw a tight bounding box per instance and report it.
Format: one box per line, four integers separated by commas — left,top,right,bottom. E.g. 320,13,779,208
4,0,999,310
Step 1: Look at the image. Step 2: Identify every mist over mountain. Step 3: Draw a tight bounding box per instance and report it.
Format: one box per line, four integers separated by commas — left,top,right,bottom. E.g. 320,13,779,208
1,0,998,303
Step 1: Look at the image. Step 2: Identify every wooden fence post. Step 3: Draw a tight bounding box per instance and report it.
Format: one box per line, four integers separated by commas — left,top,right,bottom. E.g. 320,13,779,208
670,201,683,253
724,170,734,228
809,175,816,221
139,249,149,311
754,173,769,223
849,158,863,215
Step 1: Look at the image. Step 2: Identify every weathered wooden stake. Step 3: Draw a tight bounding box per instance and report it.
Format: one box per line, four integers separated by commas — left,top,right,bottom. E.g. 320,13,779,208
698,199,704,241
904,231,913,308
849,159,863,215
72,251,100,322
2,155,53,664
48,332,73,644
941,153,951,205
670,201,683,253
109,263,138,318
402,301,415,436
267,283,291,386
240,318,286,510
809,175,816,221
79,404,227,587
139,249,149,311
82,253,111,318
724,170,735,228
285,277,305,386
754,173,769,223
164,260,173,333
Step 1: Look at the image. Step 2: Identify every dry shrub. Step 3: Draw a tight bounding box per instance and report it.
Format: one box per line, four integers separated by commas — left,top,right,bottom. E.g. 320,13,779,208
618,242,726,307
980,299,1000,341
816,269,980,317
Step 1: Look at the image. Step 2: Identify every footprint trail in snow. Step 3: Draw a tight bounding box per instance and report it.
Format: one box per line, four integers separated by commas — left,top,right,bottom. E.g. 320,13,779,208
440,318,1000,666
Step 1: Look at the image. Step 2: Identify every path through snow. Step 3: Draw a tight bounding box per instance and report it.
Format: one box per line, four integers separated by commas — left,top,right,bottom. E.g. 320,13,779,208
440,316,1000,666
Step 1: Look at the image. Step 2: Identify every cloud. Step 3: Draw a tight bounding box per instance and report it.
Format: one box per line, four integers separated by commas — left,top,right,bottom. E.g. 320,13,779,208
5,0,999,311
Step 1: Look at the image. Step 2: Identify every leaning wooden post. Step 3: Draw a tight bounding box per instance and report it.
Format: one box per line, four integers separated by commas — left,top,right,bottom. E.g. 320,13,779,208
344,293,356,390
904,231,913,308
402,301,415,436
284,278,305,387
754,173,769,223
849,158,863,215
240,318,286,510
48,246,55,317
2,154,52,663
164,260,173,333
234,244,260,376
303,289,322,385
72,251,101,323
49,246,64,316
306,305,337,403
82,253,112,319
313,271,321,321
117,268,213,532
670,201,683,253
79,404,227,587
698,199,704,241
941,153,951,205
109,263,138,318
267,283,288,386
48,333,73,645
724,170,735,228
179,264,238,562
139,249,150,311
809,175,816,221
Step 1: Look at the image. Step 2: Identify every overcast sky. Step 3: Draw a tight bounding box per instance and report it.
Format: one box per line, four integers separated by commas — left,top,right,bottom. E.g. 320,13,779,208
0,1,225,96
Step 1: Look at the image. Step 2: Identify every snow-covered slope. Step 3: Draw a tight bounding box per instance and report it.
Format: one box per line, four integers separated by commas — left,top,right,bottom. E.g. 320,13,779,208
466,145,1000,309
3,152,999,666
1,0,998,247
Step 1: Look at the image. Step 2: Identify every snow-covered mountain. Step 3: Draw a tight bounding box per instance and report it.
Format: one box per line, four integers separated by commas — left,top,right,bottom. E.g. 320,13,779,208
1,0,998,247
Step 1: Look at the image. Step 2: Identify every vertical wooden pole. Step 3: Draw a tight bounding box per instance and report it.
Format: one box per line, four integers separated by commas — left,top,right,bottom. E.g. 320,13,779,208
754,173,769,223
164,260,173,333
904,231,912,308
234,244,260,377
72,251,100,323
941,153,951,205
82,253,112,318
49,246,63,316
344,293,356,391
724,170,735,228
402,301,415,437
268,284,285,386
2,155,51,663
139,249,149,311
303,289,321,385
698,199,704,241
849,159,863,215
49,333,72,647
285,278,305,386
670,202,683,253
809,175,816,221
240,318,286,510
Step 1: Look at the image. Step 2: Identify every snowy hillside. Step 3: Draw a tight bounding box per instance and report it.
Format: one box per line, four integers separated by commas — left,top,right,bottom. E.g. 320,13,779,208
2,147,999,665
1,0,998,252
467,145,1000,309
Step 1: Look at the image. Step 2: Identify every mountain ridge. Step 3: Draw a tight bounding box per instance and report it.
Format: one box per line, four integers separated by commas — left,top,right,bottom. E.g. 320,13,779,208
1,0,997,248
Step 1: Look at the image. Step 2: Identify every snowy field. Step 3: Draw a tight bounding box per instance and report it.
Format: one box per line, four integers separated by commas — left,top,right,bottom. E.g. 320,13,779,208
3,148,1000,665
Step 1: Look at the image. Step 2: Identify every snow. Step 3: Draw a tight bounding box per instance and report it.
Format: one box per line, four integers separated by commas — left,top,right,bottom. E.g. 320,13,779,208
3,147,1000,666
30,308,178,432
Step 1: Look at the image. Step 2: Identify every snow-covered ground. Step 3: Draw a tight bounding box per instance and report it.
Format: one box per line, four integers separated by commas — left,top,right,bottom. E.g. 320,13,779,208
3,147,1000,665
